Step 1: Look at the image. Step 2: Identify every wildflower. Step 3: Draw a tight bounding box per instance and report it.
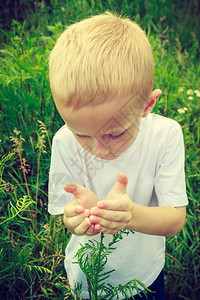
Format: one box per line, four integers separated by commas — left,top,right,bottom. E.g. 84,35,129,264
187,89,193,95
19,158,30,174
160,16,167,24
178,87,184,92
194,90,200,97
188,96,193,100
14,35,20,41
10,129,25,153
177,107,187,113
159,34,167,40
36,134,47,153
13,128,21,136
196,92,200,97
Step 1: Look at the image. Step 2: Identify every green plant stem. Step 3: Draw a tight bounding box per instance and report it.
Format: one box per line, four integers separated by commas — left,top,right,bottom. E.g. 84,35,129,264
93,233,104,299
17,145,30,198
46,130,52,152
35,149,41,216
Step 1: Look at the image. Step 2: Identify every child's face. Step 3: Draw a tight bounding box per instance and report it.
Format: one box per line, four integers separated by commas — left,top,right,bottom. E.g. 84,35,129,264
57,100,144,160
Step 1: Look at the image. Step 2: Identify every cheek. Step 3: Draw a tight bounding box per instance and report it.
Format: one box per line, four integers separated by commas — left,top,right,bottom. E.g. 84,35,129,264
108,137,132,154
128,127,139,140
76,138,92,151
115,130,138,151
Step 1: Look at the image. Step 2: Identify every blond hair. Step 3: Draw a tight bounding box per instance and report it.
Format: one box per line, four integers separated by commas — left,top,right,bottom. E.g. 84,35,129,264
49,12,154,108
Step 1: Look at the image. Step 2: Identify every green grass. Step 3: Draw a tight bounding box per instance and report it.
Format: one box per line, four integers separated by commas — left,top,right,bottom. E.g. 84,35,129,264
0,1,199,299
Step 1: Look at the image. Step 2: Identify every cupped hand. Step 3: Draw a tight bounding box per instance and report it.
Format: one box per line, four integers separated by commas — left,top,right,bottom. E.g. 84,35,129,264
63,182,99,235
89,173,133,234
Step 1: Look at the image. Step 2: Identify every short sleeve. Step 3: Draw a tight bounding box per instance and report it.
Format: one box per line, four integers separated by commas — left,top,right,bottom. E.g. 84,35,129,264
155,123,188,207
48,131,84,215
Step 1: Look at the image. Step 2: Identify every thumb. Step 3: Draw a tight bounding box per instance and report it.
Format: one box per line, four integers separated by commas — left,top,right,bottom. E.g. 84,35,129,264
107,172,128,199
63,182,85,198
63,182,99,209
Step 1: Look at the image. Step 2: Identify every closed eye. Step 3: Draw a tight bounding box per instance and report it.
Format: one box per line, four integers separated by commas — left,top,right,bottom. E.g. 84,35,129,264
110,131,126,139
75,130,126,140
75,134,90,139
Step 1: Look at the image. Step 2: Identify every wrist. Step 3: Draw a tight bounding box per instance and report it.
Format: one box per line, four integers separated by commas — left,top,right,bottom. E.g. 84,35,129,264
125,202,135,230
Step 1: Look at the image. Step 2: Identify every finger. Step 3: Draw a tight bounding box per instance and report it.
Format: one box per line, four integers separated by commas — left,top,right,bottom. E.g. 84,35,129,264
97,195,132,211
64,200,84,218
94,223,116,233
63,183,99,209
117,172,128,190
64,204,90,226
64,212,86,228
86,224,100,236
74,217,92,235
107,172,128,199
63,182,84,204
89,211,130,224
63,182,86,198
93,223,101,232
94,217,126,230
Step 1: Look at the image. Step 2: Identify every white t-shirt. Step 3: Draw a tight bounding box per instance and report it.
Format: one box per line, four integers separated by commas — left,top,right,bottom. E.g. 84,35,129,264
48,113,188,299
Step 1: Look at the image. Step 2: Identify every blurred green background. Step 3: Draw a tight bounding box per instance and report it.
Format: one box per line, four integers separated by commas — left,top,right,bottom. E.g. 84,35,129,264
0,1,199,299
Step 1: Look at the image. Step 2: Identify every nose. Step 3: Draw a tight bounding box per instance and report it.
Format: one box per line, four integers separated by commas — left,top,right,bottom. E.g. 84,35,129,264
92,138,110,157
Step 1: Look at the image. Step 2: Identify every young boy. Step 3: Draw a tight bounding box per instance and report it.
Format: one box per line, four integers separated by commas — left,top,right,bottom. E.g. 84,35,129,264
48,12,188,299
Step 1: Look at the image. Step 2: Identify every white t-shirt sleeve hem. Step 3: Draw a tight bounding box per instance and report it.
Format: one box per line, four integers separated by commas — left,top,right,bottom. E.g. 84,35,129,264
155,121,188,207
48,205,65,215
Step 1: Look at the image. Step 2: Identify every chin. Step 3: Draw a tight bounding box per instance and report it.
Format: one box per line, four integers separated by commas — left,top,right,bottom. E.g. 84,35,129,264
97,154,119,160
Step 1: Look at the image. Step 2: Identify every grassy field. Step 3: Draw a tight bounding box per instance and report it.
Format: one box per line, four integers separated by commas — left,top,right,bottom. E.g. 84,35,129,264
0,1,199,299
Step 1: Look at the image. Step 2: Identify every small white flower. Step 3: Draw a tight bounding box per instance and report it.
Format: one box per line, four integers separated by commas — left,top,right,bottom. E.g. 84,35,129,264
178,108,186,113
187,89,193,95
194,90,199,94
196,92,200,97
178,87,184,92
188,96,193,100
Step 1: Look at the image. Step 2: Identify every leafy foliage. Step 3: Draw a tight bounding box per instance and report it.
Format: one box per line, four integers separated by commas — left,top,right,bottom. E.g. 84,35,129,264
75,231,150,299
0,150,71,299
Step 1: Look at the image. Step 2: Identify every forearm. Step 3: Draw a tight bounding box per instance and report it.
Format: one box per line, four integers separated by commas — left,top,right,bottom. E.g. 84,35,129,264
126,204,186,237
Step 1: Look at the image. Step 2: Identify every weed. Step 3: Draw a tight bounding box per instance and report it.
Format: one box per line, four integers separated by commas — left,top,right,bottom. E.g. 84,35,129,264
75,231,150,299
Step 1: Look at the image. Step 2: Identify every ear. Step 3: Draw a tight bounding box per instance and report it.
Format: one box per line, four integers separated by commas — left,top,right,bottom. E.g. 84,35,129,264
142,89,162,118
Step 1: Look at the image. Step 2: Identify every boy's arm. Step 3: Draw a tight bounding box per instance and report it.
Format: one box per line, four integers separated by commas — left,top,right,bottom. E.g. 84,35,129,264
91,199,186,237
129,204,186,236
